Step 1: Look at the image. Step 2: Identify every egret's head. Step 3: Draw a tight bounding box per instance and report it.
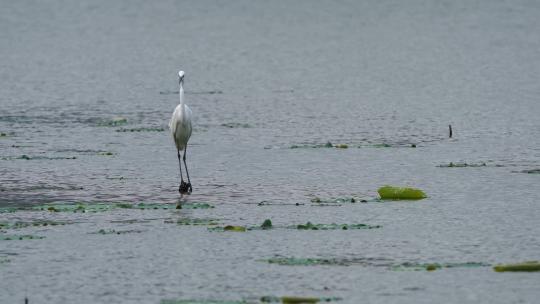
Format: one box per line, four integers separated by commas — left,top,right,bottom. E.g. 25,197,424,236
178,71,185,84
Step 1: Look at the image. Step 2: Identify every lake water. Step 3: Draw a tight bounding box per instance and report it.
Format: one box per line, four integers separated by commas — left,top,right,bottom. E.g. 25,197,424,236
1,0,539,303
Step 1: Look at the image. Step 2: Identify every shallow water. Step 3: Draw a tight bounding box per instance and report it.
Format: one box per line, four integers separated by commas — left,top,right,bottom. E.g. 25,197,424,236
1,0,540,303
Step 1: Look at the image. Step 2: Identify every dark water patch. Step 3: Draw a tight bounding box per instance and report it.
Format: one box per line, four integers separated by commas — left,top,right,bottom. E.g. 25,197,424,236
294,222,381,230
0,184,83,193
1,155,77,160
391,262,490,271
0,235,45,241
310,197,372,204
288,141,417,149
493,261,540,272
264,256,393,267
97,151,115,156
116,127,165,132
514,169,540,174
221,122,252,128
90,229,144,235
0,220,72,229
437,162,489,168
159,90,223,95
161,300,245,304
256,201,305,206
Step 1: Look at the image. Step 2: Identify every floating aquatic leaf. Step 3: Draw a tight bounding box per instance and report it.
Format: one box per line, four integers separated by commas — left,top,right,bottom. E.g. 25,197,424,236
0,235,45,241
493,261,540,272
260,219,273,229
391,262,489,271
0,132,7,137
294,222,381,230
378,186,426,200
116,127,165,132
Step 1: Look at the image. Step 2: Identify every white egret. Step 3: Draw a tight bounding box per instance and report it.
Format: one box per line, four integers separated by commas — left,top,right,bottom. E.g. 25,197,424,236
169,70,193,194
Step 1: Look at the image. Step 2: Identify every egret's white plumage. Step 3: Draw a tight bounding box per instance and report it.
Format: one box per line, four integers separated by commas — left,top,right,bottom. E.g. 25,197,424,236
169,70,193,193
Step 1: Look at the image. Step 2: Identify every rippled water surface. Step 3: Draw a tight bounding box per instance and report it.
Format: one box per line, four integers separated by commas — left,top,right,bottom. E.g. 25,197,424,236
1,0,540,303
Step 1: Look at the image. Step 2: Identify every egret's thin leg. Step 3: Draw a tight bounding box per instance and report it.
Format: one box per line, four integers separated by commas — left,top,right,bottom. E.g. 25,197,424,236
177,149,184,182
183,145,191,188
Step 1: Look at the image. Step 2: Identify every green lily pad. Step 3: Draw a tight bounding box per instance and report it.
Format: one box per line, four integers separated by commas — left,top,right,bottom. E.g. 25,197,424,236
208,225,247,232
378,186,426,200
493,261,540,272
518,169,540,174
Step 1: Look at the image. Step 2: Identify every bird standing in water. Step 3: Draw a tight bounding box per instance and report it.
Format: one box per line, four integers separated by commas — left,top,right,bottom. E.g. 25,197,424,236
169,70,193,194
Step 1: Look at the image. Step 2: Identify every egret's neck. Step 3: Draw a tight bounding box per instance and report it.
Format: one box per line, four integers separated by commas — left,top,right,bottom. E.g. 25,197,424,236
179,82,185,106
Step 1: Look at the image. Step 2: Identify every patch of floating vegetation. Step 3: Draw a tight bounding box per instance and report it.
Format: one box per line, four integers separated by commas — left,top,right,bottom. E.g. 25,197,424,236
0,235,45,241
294,222,381,230
221,122,251,128
378,186,426,200
0,257,10,264
391,262,489,271
209,219,379,232
97,116,128,126
493,261,540,272
0,220,70,229
115,127,165,132
0,132,7,137
165,218,220,226
0,202,214,213
91,229,143,235
1,155,77,160
516,169,540,174
178,202,215,209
